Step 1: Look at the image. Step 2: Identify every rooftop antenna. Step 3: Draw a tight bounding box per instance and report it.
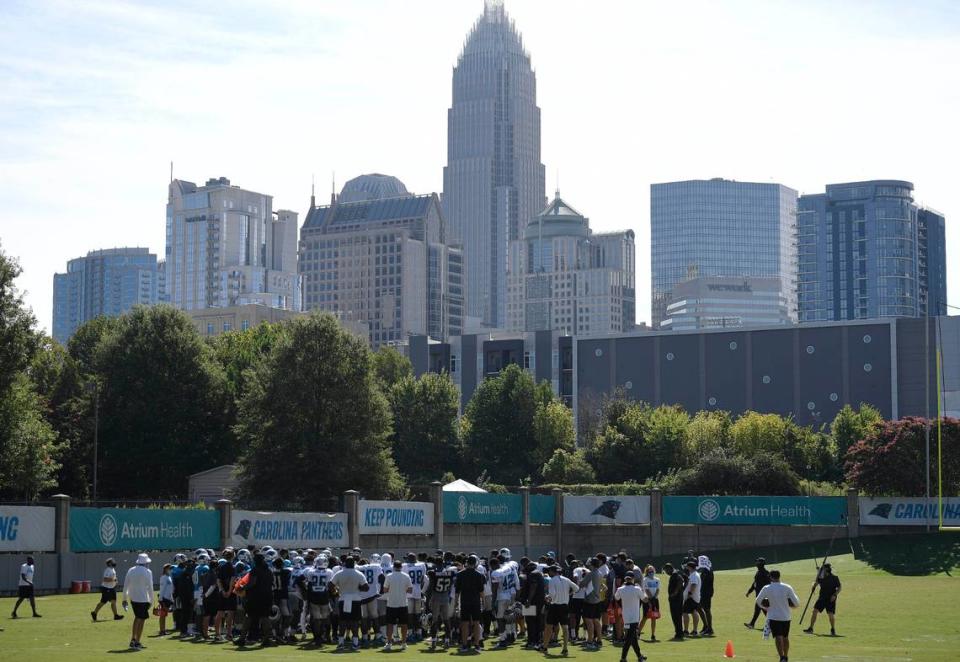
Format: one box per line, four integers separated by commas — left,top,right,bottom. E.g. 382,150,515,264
555,168,560,198
331,170,336,205
310,173,316,208
170,161,173,183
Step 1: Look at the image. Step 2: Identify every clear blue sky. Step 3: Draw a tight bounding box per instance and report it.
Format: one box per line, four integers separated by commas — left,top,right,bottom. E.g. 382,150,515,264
2,0,958,333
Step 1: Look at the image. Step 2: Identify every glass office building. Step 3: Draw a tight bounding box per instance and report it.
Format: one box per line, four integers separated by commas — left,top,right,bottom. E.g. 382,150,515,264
52,247,161,344
650,179,798,328
442,0,546,329
797,180,947,321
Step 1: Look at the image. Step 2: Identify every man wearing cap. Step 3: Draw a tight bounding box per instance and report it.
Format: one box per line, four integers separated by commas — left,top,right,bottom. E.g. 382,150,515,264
122,553,155,650
755,569,800,662
91,558,123,622
681,560,701,636
615,571,647,662
745,556,772,629
803,563,841,636
543,564,578,656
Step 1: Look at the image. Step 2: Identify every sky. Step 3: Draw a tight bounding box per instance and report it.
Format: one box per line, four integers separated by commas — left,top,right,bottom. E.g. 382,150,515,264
1,0,959,334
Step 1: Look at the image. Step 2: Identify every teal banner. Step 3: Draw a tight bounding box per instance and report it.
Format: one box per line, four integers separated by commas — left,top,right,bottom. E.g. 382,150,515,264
530,495,556,524
70,507,220,552
663,497,845,526
444,493,522,524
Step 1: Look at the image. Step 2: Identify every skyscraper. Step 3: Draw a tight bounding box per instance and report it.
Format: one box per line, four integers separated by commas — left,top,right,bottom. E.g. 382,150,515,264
299,174,463,348
52,247,161,344
506,192,635,335
797,180,947,321
165,177,299,312
443,0,546,329
650,179,798,328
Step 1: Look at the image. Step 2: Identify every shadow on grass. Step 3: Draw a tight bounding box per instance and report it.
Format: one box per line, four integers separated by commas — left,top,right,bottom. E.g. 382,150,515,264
850,533,960,576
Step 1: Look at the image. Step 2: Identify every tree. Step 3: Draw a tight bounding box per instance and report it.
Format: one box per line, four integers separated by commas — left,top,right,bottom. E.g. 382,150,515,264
845,417,960,496
236,313,403,506
0,374,61,500
0,245,40,394
588,403,689,483
66,316,120,377
461,364,558,484
683,410,733,460
532,400,576,468
668,450,801,496
210,322,289,400
830,403,883,461
372,346,413,393
389,372,461,483
93,306,234,499
540,448,596,484
730,411,790,456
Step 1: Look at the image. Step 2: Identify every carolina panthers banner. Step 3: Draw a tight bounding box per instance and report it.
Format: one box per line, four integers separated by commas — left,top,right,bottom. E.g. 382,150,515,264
358,500,434,535
859,497,960,526
563,496,651,524
0,505,55,552
71,507,220,552
231,510,347,548
663,497,845,525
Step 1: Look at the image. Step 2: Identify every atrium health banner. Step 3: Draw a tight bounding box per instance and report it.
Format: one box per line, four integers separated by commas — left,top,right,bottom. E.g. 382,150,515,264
359,500,433,534
663,496,845,526
71,507,219,552
859,497,960,526
0,505,55,552
444,492,522,524
231,510,347,548
564,495,651,525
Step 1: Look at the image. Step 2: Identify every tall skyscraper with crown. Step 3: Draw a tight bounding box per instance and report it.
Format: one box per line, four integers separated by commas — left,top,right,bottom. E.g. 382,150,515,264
443,0,546,329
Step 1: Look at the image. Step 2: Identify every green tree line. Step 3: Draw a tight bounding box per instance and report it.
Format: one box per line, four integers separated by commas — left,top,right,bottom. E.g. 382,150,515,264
1,245,957,502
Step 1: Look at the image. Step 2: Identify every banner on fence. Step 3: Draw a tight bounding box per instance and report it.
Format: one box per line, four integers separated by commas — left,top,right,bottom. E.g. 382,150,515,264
563,495,651,525
71,508,220,552
663,496,845,526
443,493,522,524
231,510,347,548
359,501,433,535
859,497,960,526
0,505,55,552
530,495,556,524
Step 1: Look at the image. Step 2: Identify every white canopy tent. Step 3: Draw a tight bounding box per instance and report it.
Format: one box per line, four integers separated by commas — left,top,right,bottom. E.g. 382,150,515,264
442,479,486,493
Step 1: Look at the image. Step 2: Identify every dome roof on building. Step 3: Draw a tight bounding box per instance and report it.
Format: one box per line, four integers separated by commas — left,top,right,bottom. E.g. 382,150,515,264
338,174,410,203
524,191,590,240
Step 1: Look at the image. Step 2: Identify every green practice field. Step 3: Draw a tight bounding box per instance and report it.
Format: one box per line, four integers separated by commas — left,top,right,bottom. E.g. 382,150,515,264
3,535,959,661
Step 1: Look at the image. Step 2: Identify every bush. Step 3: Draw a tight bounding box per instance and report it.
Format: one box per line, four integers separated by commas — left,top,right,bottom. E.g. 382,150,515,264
667,450,802,496
540,449,597,484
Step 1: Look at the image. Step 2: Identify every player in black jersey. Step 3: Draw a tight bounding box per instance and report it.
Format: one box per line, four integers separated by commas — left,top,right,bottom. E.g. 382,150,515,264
427,556,457,648
271,558,293,642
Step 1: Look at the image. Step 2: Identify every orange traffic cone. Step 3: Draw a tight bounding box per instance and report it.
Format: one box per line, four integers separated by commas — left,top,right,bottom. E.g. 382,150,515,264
724,639,736,658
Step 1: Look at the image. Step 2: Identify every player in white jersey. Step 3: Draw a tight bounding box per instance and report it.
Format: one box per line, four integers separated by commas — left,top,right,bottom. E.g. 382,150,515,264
570,563,590,641
358,561,383,647
490,558,520,647
376,554,393,641
401,553,427,641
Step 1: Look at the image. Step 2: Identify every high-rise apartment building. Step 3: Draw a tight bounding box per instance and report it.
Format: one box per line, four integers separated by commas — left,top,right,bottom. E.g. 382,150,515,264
443,0,546,329
165,177,299,312
52,247,161,344
798,180,947,321
299,174,463,348
506,193,635,335
661,276,791,331
651,179,798,328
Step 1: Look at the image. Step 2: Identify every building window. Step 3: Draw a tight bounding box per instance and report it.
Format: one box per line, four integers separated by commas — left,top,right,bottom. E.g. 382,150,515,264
524,351,531,370
241,319,250,331
223,321,232,332
206,323,214,336
450,355,457,373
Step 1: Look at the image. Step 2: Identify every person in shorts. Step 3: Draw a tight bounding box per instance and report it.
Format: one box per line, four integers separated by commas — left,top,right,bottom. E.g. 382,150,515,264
381,560,412,651
638,565,660,642
214,550,237,641
91,558,123,622
122,553,155,650
804,563,841,636
12,555,40,618
544,564,578,655
331,556,369,650
157,563,174,635
755,570,800,662
454,555,486,652
681,560,701,635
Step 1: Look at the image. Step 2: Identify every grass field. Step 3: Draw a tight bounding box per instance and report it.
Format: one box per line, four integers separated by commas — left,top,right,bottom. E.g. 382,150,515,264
3,535,959,661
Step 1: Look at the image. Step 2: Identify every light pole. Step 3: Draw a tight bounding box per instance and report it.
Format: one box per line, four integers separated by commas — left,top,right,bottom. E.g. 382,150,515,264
85,381,100,503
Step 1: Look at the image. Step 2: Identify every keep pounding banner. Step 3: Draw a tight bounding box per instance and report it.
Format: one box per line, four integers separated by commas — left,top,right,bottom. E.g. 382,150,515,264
231,510,348,548
563,495,651,524
0,505,55,552
358,500,434,534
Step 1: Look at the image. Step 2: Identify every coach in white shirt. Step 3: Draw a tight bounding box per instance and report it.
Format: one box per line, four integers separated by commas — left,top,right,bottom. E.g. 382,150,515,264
381,561,412,650
544,565,578,655
615,571,646,662
122,553,154,650
755,570,800,662
12,555,40,618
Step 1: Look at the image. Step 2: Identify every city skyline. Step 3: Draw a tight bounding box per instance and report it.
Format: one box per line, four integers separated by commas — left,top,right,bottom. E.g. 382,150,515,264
2,0,958,334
